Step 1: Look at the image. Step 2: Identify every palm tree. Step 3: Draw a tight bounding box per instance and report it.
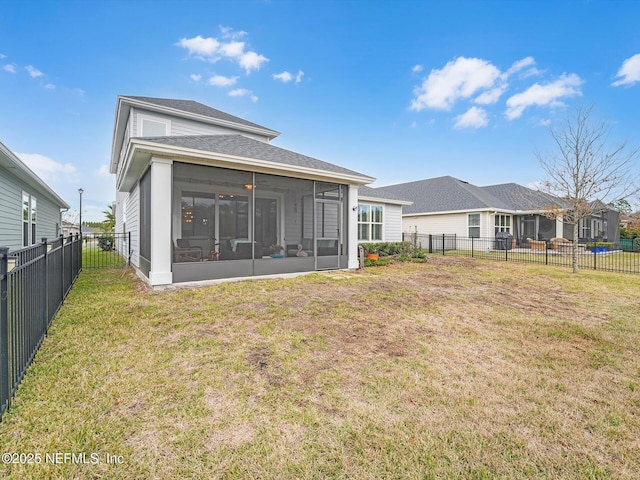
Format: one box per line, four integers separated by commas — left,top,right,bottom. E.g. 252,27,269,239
102,204,115,233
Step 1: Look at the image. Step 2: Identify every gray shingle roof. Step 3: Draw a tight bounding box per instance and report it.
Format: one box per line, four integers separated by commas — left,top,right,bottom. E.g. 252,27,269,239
139,134,370,179
122,96,278,134
481,183,568,211
368,176,563,214
358,186,412,203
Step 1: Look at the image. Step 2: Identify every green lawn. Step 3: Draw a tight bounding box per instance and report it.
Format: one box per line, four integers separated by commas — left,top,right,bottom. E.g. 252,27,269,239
1,258,639,479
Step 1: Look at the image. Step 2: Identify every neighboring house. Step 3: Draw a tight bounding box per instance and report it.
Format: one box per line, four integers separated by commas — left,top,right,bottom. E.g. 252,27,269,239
368,176,619,245
0,141,69,251
356,186,412,243
110,96,375,286
61,220,80,236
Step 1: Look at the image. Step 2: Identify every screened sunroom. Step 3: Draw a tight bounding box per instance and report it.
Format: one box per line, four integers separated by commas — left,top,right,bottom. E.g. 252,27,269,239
168,163,351,282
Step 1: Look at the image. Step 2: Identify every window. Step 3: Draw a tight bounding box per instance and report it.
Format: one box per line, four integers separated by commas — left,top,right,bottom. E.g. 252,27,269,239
494,214,511,235
140,116,169,137
357,204,383,241
22,192,36,246
468,213,480,238
580,218,591,238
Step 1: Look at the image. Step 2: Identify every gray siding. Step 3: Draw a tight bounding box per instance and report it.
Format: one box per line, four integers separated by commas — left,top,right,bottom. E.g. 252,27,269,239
0,165,62,251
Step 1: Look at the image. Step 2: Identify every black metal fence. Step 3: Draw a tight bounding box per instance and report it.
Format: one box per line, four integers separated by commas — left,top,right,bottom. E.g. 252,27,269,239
0,235,82,420
409,234,640,274
82,232,131,269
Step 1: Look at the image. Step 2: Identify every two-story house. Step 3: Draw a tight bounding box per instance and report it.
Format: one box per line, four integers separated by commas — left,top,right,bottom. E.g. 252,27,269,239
110,96,378,287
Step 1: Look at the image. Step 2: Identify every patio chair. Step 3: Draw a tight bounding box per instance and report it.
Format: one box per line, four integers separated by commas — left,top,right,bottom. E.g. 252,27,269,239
550,237,571,250
174,238,202,262
527,237,546,251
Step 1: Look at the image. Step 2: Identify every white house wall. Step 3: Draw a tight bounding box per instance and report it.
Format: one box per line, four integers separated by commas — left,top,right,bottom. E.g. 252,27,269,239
131,108,271,142
403,211,491,238
125,184,140,268
383,204,403,242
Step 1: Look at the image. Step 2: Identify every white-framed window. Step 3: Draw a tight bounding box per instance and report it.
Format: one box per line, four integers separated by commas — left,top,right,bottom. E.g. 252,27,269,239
139,115,170,137
468,213,480,238
580,218,591,238
494,214,511,235
358,204,383,241
22,192,36,246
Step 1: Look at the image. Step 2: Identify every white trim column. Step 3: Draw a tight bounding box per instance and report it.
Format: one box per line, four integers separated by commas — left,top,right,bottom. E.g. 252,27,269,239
348,185,359,269
556,216,564,238
148,157,173,286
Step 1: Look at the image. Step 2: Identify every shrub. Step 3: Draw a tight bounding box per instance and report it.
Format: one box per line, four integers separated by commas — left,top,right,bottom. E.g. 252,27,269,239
97,235,115,251
635,238,640,252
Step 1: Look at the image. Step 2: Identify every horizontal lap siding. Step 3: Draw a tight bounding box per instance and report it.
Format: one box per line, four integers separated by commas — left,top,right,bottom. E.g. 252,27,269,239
403,213,470,237
383,204,402,242
0,167,23,249
132,109,270,142
125,184,139,268
36,196,62,241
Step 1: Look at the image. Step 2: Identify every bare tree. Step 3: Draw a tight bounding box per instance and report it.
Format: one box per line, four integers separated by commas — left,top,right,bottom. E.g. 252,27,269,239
536,106,640,273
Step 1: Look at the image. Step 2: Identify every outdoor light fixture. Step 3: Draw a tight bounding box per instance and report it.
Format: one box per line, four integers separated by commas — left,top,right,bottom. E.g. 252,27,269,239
244,183,254,191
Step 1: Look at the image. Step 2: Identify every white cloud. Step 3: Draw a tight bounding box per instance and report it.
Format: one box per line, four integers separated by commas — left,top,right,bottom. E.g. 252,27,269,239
44,83,56,90
412,64,423,73
612,53,640,86
72,88,85,96
190,74,202,82
454,106,489,129
3,64,16,73
239,51,268,73
273,71,293,82
538,118,551,127
16,152,78,183
176,27,268,73
505,73,583,120
208,74,238,87
229,88,258,102
410,57,501,111
273,70,304,83
25,65,43,78
176,35,221,58
474,84,507,105
97,164,110,176
0,54,5,59
504,56,535,77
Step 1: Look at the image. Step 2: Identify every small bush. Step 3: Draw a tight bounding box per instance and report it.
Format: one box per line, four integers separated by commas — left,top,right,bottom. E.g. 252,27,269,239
635,238,640,252
97,235,115,251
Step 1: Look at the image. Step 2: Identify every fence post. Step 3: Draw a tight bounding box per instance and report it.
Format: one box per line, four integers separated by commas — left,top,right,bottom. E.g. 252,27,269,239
60,234,64,304
79,232,82,272
471,236,474,258
593,248,597,270
0,246,9,416
545,243,548,265
128,231,132,265
41,238,48,333
442,234,445,255
428,235,433,254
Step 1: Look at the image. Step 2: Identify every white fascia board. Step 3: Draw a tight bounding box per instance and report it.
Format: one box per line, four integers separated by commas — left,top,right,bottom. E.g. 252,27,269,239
119,139,375,190
0,141,70,208
358,195,413,206
402,208,496,217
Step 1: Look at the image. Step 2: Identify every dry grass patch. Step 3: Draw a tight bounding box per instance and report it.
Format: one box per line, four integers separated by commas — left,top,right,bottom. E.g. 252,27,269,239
1,257,639,479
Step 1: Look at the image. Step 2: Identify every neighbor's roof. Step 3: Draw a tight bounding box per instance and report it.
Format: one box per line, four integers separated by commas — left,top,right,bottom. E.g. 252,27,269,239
136,134,374,182
369,176,562,215
122,96,279,136
0,141,69,209
358,185,413,205
481,183,568,211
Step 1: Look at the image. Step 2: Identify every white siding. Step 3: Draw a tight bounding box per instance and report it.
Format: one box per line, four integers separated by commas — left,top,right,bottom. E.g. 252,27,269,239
125,184,140,268
36,196,61,242
383,204,403,242
404,211,493,237
131,108,271,142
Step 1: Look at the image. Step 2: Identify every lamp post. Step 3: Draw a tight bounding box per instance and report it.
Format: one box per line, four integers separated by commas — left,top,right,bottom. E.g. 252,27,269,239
78,188,84,238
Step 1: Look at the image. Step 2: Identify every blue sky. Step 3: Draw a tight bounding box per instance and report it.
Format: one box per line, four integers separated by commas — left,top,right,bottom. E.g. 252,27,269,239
1,0,639,221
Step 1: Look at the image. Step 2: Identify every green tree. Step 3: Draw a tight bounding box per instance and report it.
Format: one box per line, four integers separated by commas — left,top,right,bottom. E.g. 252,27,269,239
102,204,115,233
